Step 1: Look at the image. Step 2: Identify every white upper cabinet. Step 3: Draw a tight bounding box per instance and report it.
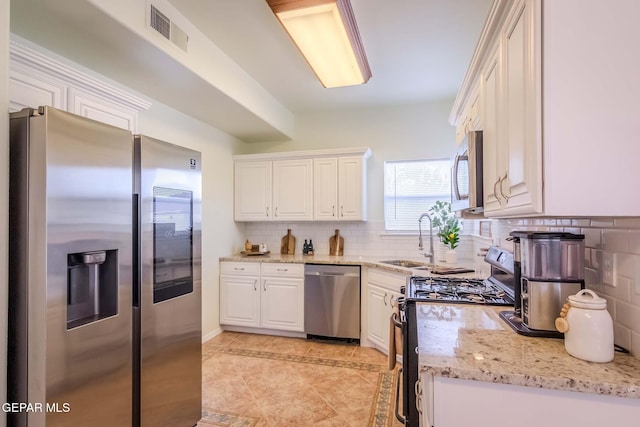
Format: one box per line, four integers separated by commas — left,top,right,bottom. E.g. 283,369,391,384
480,0,542,217
234,148,370,222
9,38,150,131
313,157,339,220
234,161,273,221
497,0,542,216
313,155,368,221
338,156,367,221
451,0,640,217
272,159,313,221
481,43,502,213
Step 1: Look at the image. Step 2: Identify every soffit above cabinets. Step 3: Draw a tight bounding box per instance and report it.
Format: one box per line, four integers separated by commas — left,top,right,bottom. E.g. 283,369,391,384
9,0,295,142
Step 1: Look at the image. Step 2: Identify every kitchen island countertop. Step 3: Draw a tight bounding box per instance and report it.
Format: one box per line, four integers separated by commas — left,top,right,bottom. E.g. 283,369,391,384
417,303,640,399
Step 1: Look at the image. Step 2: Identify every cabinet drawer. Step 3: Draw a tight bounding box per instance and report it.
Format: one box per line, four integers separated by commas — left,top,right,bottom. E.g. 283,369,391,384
261,262,304,278
367,267,408,293
220,262,260,276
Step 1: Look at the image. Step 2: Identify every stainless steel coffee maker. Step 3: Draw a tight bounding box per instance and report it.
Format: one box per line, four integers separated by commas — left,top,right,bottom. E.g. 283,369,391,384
513,231,585,333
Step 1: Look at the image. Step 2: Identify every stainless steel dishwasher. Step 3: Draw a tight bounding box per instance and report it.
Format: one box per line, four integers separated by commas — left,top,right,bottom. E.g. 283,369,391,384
304,264,361,341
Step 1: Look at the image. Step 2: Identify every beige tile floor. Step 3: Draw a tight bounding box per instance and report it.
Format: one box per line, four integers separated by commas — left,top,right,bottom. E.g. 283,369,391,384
199,331,403,427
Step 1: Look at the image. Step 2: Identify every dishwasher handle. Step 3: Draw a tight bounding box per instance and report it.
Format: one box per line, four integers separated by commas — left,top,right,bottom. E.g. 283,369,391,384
304,271,360,278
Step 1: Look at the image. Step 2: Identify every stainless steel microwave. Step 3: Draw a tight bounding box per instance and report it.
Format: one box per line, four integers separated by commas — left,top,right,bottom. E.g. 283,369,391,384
451,130,483,213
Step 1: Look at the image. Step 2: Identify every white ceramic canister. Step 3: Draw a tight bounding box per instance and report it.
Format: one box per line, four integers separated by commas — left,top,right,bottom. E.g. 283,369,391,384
556,289,614,363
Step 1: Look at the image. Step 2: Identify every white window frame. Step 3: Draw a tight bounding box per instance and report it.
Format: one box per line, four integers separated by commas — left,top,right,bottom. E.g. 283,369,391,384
384,158,452,233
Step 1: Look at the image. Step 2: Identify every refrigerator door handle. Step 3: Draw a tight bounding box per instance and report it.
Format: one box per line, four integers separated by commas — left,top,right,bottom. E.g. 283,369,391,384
133,193,141,308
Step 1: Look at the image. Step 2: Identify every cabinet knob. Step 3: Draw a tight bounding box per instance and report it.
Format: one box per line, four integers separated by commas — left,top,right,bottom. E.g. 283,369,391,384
383,292,388,306
266,206,269,217
277,268,288,272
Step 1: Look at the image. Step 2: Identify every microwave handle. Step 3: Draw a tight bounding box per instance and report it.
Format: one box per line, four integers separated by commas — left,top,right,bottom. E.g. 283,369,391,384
452,152,468,201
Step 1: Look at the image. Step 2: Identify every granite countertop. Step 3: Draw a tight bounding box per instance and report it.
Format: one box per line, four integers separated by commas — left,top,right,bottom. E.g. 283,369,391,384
416,303,640,399
219,253,489,277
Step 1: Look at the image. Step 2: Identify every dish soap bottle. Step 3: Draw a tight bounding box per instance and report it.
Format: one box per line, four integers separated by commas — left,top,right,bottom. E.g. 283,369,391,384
308,239,314,255
303,239,309,255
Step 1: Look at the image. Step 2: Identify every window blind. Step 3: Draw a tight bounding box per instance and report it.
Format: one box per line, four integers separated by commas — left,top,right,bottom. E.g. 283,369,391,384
384,159,452,231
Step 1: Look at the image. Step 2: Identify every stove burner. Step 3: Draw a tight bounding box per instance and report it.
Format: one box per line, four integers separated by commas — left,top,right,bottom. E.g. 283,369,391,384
408,275,513,306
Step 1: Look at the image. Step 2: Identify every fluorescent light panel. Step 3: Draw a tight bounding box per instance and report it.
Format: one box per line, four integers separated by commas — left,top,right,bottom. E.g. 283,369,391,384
268,0,371,88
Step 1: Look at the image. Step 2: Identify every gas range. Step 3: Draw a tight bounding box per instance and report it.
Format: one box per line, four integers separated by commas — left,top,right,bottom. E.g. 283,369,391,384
394,246,516,426
405,275,514,306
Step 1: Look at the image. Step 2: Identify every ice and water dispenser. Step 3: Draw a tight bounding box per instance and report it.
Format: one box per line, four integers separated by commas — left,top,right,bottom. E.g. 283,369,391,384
67,249,119,329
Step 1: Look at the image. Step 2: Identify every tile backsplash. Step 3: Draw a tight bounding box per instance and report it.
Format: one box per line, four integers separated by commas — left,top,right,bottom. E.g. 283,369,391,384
242,217,640,358
490,217,640,359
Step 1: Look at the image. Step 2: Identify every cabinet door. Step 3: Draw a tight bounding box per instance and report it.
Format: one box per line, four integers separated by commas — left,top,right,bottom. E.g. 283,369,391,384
220,275,260,327
261,277,304,331
481,43,504,214
366,284,393,351
272,159,313,221
338,156,366,220
313,157,338,220
499,0,542,215
68,87,138,131
234,161,272,221
433,376,639,427
9,69,65,112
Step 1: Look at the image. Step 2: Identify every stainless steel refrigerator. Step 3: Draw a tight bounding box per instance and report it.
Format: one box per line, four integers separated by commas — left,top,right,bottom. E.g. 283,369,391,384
8,106,202,426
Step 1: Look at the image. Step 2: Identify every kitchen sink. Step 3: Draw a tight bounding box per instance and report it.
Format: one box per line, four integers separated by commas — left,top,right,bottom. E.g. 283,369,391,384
378,260,429,268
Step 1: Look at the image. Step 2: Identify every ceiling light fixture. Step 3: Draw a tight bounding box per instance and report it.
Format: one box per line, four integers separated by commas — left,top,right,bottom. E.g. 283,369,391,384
266,0,372,88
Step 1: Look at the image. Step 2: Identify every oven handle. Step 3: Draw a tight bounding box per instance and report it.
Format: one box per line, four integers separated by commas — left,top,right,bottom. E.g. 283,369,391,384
391,311,403,329
395,367,406,424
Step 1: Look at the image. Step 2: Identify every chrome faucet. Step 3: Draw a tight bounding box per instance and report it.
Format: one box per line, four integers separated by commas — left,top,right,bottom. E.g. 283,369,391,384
418,212,435,264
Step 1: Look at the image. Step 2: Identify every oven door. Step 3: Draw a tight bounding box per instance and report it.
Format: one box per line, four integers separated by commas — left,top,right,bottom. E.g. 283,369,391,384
394,298,421,426
391,310,406,425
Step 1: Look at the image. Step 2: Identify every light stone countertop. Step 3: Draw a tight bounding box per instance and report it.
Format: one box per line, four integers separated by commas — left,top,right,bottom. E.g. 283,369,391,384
416,303,640,399
219,253,488,277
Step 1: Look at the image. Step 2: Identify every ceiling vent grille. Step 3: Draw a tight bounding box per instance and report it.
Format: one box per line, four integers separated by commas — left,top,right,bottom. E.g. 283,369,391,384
149,4,189,52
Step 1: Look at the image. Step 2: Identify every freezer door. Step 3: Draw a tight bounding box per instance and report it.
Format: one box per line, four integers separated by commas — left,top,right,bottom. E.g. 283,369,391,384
8,106,133,426
136,135,202,427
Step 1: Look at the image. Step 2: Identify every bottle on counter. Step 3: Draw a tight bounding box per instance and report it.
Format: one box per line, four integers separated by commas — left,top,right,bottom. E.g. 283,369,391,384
303,239,309,255
308,239,314,255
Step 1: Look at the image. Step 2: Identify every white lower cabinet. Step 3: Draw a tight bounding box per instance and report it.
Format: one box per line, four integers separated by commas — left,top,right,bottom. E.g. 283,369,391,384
420,374,639,427
220,262,304,332
366,268,406,353
260,263,305,331
220,262,261,327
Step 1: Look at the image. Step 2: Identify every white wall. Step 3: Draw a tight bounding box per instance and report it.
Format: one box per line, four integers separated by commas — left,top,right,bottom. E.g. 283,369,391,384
1,0,8,423
137,102,245,338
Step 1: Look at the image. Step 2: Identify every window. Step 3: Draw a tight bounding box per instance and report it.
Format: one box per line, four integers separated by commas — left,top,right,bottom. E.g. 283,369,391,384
384,159,451,232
